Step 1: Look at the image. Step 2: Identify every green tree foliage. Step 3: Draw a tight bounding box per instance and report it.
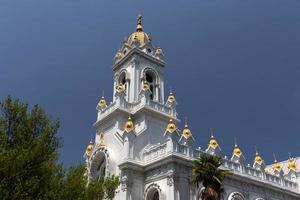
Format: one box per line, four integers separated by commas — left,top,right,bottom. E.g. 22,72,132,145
0,96,120,200
0,95,63,200
192,154,231,200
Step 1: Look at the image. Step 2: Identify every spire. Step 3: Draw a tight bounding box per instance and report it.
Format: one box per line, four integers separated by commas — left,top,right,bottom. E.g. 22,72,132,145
272,153,282,172
166,89,176,104
208,128,219,149
165,118,177,133
287,153,297,171
98,92,107,110
182,118,192,139
136,14,143,32
85,140,94,156
253,147,264,165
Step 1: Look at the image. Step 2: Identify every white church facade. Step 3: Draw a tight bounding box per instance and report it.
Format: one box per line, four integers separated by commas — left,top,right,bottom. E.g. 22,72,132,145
84,16,300,200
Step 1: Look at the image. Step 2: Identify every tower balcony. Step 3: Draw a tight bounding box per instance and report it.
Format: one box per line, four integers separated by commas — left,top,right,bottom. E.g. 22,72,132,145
95,97,177,124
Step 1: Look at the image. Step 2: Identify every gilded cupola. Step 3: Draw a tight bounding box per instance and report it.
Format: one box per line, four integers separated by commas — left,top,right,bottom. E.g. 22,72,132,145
166,119,177,133
141,81,150,91
127,15,151,47
205,129,221,155
98,95,107,110
182,120,192,139
232,144,243,158
124,115,135,133
272,158,282,172
155,46,163,55
208,135,219,149
85,141,94,156
167,90,176,104
287,157,297,171
116,83,125,93
254,151,264,166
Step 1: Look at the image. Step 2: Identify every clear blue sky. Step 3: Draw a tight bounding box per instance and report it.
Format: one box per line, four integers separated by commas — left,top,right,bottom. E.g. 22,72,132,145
1,1,299,168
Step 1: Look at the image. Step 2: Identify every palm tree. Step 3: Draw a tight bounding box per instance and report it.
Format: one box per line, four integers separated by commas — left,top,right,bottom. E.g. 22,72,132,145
192,154,231,200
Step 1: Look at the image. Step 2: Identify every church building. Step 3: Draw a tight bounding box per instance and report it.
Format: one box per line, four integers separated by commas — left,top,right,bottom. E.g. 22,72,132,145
84,15,300,200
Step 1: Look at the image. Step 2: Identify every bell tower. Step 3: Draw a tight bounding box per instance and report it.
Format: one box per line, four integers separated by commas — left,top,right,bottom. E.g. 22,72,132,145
84,15,195,200
112,15,165,103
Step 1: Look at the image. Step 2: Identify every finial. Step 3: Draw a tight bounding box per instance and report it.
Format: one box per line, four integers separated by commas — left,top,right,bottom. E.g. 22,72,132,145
254,146,259,154
184,117,188,127
210,128,214,138
273,153,278,162
136,14,143,31
234,137,237,147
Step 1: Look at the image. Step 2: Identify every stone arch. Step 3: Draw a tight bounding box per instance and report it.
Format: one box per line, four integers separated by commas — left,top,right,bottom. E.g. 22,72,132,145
116,69,130,98
142,67,160,101
89,147,110,180
145,183,162,200
228,192,245,200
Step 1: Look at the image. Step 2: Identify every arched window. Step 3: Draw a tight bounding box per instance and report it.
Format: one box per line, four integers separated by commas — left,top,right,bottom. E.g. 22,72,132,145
146,188,160,200
143,69,158,101
90,150,108,180
119,72,127,86
145,183,161,200
228,192,245,200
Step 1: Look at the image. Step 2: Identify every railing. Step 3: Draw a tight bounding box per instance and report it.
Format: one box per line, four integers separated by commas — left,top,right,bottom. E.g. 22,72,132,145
222,158,298,191
96,96,176,122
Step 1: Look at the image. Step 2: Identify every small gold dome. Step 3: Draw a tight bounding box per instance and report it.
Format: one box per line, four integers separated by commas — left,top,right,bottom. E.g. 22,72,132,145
167,91,176,103
127,15,151,46
233,144,242,157
115,49,122,60
254,152,264,165
85,142,94,156
166,119,177,133
182,122,192,139
287,158,297,171
98,96,107,109
116,83,125,93
155,47,163,55
208,135,219,149
141,81,149,91
124,116,134,133
273,159,282,172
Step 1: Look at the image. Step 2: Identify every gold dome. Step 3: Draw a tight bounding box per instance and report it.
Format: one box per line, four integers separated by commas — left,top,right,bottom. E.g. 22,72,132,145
124,115,134,133
116,83,125,93
167,91,176,103
127,15,151,46
208,135,219,149
98,96,107,109
141,81,149,91
166,119,177,133
182,122,192,139
85,142,94,156
287,158,297,171
273,159,282,172
232,144,242,158
254,151,264,165
155,47,163,55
